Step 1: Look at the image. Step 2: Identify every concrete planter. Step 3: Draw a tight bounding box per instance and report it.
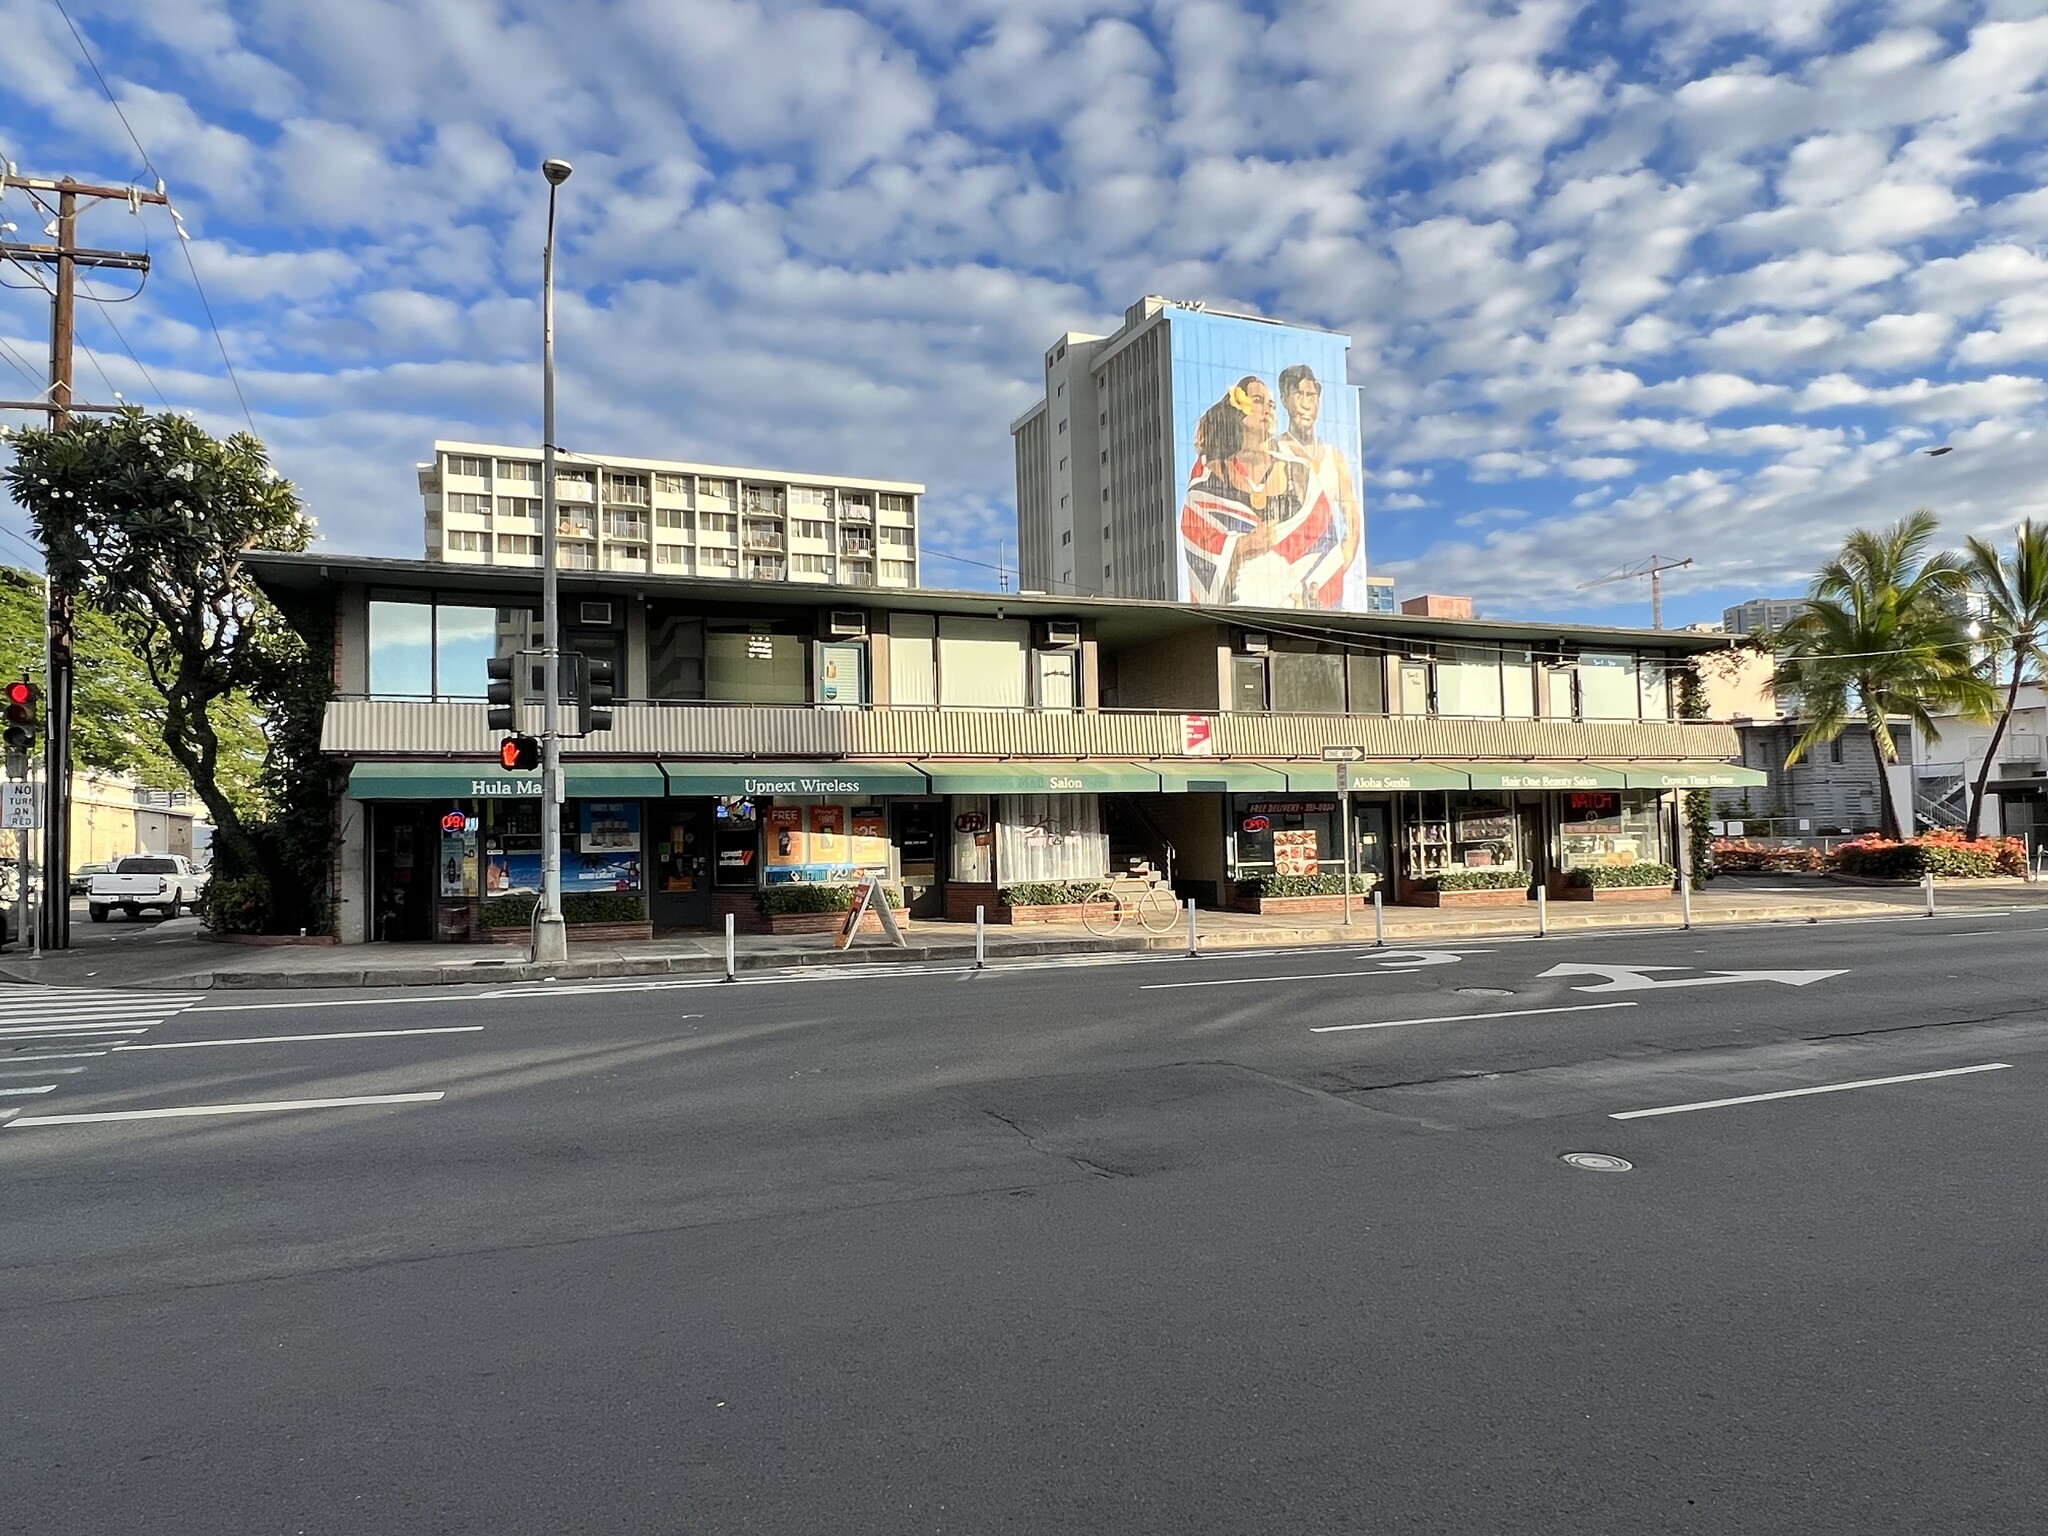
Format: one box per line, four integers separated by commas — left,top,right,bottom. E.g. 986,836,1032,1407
1230,893,1376,916
1401,884,1529,907
1555,884,1674,902
484,921,655,944
987,902,1097,926
759,908,909,935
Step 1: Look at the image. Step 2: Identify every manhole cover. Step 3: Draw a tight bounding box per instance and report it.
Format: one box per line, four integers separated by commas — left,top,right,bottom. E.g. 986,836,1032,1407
1457,986,1515,997
1561,1152,1633,1172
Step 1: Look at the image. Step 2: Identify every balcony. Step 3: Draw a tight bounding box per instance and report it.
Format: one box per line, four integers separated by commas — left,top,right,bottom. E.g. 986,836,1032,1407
605,517,650,541
743,527,785,552
324,699,1741,763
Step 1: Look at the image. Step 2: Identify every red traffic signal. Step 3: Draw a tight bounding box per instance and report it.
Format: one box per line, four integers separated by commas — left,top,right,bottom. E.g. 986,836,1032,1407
498,734,541,772
3,679,38,752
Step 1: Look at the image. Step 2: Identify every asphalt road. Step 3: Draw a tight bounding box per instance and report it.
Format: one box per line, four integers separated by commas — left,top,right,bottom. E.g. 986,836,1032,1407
5,905,2048,1533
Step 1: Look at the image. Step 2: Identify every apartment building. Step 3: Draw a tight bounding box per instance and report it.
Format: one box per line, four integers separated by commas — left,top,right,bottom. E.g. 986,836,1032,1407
419,442,922,591
1012,297,1370,611
249,551,1758,944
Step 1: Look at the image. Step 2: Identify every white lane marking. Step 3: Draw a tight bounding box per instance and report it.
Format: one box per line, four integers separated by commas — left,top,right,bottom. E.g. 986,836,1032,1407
0,1083,58,1096
6,1091,447,1128
0,1023,150,1036
1143,969,1410,992
1311,1001,1639,1034
115,1025,486,1051
6,1049,109,1061
0,1066,85,1077
1609,1062,2014,1120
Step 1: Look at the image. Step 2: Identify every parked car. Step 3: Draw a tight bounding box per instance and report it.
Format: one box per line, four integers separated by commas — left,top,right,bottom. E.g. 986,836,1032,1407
69,861,112,897
87,854,207,923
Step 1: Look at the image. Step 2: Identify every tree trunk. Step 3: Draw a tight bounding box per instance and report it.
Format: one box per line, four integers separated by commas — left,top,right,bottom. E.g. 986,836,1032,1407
1966,660,2027,839
1869,722,1903,841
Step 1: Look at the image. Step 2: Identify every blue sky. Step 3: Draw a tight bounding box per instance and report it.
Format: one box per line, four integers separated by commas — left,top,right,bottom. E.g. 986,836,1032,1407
2,0,2046,629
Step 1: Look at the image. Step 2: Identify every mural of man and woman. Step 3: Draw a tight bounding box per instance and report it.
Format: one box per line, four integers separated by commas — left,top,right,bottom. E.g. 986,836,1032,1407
1179,364,1363,610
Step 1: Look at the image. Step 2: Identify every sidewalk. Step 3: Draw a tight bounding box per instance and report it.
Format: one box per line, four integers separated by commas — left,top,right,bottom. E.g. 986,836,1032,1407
7,880,2037,991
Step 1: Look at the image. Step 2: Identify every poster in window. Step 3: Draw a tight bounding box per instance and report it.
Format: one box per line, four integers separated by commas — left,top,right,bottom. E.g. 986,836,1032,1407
810,804,845,863
851,806,888,867
766,806,805,867
440,830,477,897
579,801,641,853
1454,805,1513,843
1273,827,1320,876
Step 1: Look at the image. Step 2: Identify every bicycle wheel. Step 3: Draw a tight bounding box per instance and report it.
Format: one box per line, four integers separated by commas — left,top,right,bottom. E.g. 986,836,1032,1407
1134,886,1180,934
1080,888,1123,937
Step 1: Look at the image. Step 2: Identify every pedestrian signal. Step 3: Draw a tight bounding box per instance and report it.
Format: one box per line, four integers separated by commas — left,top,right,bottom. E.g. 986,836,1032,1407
498,734,541,771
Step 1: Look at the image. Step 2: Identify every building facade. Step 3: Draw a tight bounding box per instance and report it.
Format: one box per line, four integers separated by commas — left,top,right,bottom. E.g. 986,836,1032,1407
254,553,1759,946
1012,298,1369,611
1722,598,1805,636
419,441,922,590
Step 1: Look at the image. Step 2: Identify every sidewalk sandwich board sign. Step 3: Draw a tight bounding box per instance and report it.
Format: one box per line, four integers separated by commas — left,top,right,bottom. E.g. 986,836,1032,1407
835,877,908,950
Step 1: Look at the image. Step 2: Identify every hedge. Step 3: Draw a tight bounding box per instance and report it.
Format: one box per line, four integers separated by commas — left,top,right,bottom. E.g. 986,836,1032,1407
755,883,901,916
998,881,1103,907
1832,833,2023,880
1712,840,1825,873
1567,862,1676,889
1241,872,1377,898
1417,867,1529,891
480,891,646,926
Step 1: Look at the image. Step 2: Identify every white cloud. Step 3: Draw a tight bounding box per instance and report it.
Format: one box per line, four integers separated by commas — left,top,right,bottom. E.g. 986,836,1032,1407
1561,455,1636,479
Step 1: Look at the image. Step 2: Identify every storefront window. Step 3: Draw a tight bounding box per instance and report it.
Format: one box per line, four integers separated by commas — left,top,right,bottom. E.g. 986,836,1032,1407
997,794,1107,882
761,799,891,883
706,624,806,703
1557,790,1667,871
1232,796,1340,878
1347,653,1385,715
480,798,642,894
950,795,994,882
368,597,526,701
1399,792,1452,878
1446,794,1521,870
435,605,497,700
1230,656,1267,712
1436,645,1503,719
368,600,433,698
1269,651,1345,714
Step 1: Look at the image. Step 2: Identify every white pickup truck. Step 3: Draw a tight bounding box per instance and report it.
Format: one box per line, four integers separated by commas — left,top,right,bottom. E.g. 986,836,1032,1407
88,854,207,923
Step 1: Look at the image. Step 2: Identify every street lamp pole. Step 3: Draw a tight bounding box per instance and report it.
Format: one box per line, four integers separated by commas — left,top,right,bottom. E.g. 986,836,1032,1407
536,157,573,965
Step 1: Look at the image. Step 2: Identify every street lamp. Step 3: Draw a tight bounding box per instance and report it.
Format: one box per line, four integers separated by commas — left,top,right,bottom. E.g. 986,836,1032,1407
536,156,573,964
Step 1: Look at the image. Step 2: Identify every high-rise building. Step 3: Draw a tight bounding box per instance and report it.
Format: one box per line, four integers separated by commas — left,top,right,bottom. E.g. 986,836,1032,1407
1721,597,1805,636
1011,297,1368,609
419,442,922,590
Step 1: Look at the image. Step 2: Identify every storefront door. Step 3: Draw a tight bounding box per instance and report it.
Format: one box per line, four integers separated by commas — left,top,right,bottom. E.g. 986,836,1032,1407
892,801,942,918
650,801,715,930
1516,795,1549,892
369,803,442,942
1351,802,1391,890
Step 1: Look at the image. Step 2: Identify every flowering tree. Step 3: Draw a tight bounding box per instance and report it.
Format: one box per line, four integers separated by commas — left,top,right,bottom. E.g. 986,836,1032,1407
2,409,326,928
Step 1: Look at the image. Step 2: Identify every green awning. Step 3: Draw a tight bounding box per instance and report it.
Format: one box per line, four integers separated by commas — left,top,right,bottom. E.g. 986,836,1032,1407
921,762,1163,794
1610,762,1768,791
661,760,930,796
1463,762,1631,791
1153,762,1290,793
1319,761,1474,792
346,760,667,801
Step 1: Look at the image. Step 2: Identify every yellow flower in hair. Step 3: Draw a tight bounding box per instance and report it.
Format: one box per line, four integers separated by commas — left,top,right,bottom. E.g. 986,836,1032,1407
1227,384,1253,413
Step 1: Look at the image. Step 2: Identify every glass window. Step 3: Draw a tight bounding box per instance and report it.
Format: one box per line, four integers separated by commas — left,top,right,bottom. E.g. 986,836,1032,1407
1545,665,1577,720
1346,653,1385,715
937,617,1027,708
705,625,805,703
1033,650,1076,710
435,605,497,699
1502,648,1537,718
1398,661,1432,716
368,600,434,698
1269,651,1345,713
648,614,705,700
1436,645,1503,718
1447,794,1523,873
951,796,993,882
1231,655,1267,712
1557,790,1668,871
1639,658,1674,721
889,613,937,705
997,795,1106,882
1231,796,1341,878
1579,653,1640,719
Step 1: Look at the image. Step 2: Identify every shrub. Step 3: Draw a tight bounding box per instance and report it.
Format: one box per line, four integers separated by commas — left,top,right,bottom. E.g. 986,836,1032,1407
1241,872,1377,898
998,881,1102,907
1828,831,2019,880
1568,862,1677,889
1418,867,1529,891
199,871,271,934
755,883,899,916
481,891,646,926
1711,840,1824,874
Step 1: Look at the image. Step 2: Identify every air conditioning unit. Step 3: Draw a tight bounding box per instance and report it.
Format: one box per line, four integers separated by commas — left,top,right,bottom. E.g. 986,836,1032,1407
1038,619,1081,649
1239,630,1270,654
578,600,617,627
822,609,869,639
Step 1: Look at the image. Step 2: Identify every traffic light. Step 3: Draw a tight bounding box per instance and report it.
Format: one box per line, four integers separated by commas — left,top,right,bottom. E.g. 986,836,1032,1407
3,680,38,752
498,734,541,771
487,655,517,733
579,657,615,735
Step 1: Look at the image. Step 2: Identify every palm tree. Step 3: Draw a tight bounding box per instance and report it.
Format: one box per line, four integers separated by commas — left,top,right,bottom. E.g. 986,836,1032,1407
1962,519,2048,837
1771,512,1997,840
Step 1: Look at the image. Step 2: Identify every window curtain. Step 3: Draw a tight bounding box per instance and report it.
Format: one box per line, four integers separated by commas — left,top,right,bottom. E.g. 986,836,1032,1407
997,795,1107,882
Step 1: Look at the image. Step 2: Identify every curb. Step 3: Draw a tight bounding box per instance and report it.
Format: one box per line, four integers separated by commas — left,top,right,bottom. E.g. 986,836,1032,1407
0,897,1968,991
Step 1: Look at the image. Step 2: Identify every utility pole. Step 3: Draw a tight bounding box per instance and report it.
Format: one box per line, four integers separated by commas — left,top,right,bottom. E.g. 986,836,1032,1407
1578,554,1694,630
534,158,573,965
0,172,167,950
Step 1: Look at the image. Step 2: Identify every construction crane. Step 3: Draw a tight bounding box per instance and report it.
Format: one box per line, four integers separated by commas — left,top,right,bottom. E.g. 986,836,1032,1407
1578,555,1694,630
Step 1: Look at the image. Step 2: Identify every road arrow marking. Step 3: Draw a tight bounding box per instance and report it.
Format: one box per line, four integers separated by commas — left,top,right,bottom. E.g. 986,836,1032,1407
1537,962,1845,993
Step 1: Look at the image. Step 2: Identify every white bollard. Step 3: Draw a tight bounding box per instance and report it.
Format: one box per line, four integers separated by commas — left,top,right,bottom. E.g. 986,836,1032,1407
1536,884,1549,938
1186,897,1198,956
1922,870,1936,917
724,910,737,981
1372,889,1385,947
975,903,986,969
1679,872,1693,930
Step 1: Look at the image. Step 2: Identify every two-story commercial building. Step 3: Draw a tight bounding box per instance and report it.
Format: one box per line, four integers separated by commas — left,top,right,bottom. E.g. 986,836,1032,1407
247,552,1761,944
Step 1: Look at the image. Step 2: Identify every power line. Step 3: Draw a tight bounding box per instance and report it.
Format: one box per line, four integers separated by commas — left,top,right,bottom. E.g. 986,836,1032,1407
47,0,256,432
